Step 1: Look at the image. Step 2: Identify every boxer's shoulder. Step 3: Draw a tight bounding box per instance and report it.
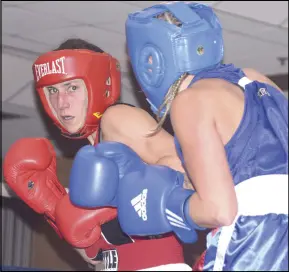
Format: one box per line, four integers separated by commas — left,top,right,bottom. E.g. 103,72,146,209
100,103,153,144
100,104,175,164
171,83,217,124
171,76,245,122
101,104,153,134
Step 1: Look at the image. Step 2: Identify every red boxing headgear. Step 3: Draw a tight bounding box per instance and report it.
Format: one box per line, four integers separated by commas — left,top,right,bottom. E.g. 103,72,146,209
32,49,121,139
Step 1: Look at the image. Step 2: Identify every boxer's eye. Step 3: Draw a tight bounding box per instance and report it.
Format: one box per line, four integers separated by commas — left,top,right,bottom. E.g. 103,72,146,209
47,87,58,94
69,85,78,92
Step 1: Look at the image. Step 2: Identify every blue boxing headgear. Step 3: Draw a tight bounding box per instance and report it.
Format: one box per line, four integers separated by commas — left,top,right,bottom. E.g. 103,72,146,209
126,1,224,115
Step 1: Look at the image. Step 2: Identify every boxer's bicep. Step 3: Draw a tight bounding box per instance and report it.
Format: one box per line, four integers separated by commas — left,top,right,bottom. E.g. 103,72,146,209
100,104,176,165
171,88,237,226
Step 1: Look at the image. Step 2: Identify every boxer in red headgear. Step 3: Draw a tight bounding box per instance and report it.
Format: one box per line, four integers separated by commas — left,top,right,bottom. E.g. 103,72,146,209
34,46,120,141
4,39,191,271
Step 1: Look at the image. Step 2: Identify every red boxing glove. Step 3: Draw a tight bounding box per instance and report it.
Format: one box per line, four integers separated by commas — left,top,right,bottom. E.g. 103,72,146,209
55,194,117,248
3,138,67,237
4,137,118,249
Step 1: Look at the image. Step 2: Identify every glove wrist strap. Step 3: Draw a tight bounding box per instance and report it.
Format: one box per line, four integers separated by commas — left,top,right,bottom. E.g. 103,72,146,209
166,187,205,243
183,195,206,231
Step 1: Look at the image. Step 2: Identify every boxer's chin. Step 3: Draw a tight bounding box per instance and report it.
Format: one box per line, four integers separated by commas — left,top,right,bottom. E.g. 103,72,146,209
59,114,86,134
62,123,83,134
61,119,83,134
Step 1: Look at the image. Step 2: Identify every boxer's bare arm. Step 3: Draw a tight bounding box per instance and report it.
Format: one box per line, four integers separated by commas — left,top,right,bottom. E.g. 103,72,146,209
101,104,194,190
101,105,177,165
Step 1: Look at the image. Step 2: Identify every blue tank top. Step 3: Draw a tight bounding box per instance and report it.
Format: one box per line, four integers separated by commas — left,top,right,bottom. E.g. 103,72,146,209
174,64,288,185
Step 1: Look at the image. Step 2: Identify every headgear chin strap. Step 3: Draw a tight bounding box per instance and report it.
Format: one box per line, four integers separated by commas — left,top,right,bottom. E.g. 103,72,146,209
32,49,121,140
126,1,224,115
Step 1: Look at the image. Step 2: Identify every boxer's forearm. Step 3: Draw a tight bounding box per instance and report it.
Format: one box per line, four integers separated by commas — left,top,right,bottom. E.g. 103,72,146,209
187,193,235,229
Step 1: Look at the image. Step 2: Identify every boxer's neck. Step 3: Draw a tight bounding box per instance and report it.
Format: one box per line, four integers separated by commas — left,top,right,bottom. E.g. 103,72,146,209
87,131,97,146
179,74,194,93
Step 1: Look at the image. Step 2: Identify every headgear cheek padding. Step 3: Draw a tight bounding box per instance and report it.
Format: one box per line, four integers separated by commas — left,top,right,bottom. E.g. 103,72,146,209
126,1,224,114
32,49,121,139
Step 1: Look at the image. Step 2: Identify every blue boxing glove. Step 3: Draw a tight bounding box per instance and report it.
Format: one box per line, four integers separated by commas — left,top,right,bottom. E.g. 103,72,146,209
69,145,119,208
69,142,203,243
69,143,145,208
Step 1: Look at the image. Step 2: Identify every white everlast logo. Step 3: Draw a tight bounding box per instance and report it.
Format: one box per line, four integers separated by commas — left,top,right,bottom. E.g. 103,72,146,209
34,56,66,82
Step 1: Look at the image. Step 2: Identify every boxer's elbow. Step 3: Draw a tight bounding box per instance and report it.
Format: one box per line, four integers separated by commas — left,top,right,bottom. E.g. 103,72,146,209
215,206,237,226
191,194,237,228
200,184,238,227
203,206,237,228
207,196,237,226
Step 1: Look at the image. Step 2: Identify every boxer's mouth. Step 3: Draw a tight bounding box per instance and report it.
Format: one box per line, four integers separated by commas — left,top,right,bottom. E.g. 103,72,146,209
61,115,75,121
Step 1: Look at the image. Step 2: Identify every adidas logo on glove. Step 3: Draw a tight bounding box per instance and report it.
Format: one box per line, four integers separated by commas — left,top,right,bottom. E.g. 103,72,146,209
165,209,191,230
131,189,148,221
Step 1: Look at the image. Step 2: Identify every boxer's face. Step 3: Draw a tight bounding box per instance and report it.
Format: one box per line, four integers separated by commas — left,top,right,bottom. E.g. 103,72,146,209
44,79,88,133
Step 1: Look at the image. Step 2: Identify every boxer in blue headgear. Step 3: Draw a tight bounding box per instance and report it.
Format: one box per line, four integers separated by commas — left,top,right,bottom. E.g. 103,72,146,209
126,1,224,117
124,1,288,271
68,2,288,271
